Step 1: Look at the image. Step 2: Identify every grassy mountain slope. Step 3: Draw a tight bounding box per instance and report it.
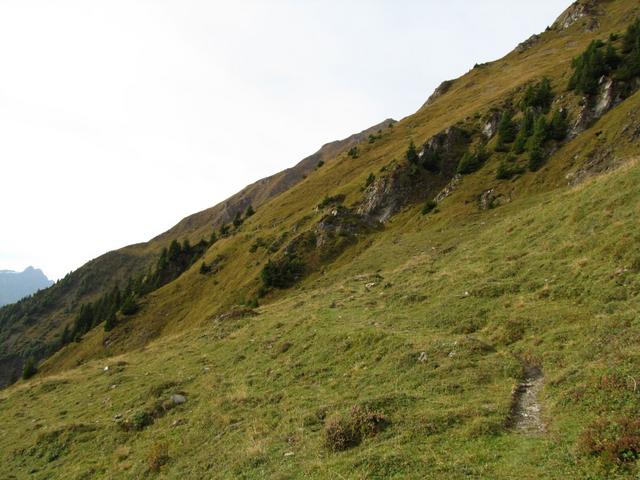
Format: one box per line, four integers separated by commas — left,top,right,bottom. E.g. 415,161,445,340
0,120,392,388
154,119,396,244
3,0,640,478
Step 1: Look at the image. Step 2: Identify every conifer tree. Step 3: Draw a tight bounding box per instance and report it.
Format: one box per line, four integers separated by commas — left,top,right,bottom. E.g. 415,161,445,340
496,111,517,150
104,311,116,332
405,141,419,164
22,357,37,380
549,109,569,141
512,109,535,154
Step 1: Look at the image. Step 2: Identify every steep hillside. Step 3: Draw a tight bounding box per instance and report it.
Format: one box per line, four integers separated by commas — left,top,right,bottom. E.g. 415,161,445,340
155,119,396,243
3,0,640,478
0,267,53,307
0,119,394,387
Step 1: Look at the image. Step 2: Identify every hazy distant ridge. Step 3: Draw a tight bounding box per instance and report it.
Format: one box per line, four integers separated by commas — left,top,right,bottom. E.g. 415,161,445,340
0,267,53,306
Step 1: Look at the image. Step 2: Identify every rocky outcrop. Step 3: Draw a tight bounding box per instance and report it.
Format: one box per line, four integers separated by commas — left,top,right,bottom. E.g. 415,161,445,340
434,174,462,204
570,76,628,138
423,80,455,108
482,111,502,140
357,165,413,223
552,1,601,31
315,207,382,247
515,34,541,54
420,126,471,176
478,189,512,210
358,126,470,222
154,118,396,243
565,147,616,186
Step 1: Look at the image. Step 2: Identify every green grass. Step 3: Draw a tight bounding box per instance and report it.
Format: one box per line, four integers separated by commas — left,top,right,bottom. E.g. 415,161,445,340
3,1,640,478
3,152,640,478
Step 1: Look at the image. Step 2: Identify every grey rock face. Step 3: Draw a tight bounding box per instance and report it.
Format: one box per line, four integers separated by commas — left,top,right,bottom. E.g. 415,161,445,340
552,1,600,31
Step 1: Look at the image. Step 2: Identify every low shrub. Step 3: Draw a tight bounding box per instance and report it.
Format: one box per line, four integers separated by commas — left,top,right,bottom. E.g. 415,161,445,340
120,410,153,431
421,200,437,215
578,417,640,464
147,442,169,472
261,256,306,289
323,405,388,452
457,146,489,175
22,357,37,380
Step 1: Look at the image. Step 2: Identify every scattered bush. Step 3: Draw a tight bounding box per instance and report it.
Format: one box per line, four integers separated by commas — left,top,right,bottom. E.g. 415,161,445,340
104,312,116,332
578,417,640,464
496,158,525,180
512,109,535,154
323,405,388,452
147,442,169,472
199,262,211,274
233,211,243,228
457,146,489,175
318,194,346,209
528,146,546,172
245,205,255,217
22,357,37,380
219,224,230,237
316,160,324,169
522,77,554,112
120,295,139,316
261,256,306,289
249,237,268,253
347,146,359,159
495,111,517,150
549,109,569,141
121,410,153,432
365,173,376,189
368,133,382,144
421,200,437,215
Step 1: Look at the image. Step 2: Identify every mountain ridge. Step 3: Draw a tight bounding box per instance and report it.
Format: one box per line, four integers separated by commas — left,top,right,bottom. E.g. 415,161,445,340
0,117,396,387
3,0,640,477
0,266,53,307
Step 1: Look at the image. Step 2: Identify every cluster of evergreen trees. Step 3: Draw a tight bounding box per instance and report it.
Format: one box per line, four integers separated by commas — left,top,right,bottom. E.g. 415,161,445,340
493,79,568,172
457,146,489,175
64,231,222,343
261,256,306,290
569,19,640,95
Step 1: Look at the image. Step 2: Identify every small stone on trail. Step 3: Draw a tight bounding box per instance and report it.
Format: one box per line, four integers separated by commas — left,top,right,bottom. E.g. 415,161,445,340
418,352,427,363
170,394,186,405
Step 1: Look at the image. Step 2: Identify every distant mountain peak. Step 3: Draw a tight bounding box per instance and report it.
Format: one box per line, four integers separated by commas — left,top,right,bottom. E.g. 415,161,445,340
0,267,53,306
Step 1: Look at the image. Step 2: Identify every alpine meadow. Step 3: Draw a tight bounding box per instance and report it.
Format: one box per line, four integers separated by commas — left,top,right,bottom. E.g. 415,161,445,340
4,0,640,478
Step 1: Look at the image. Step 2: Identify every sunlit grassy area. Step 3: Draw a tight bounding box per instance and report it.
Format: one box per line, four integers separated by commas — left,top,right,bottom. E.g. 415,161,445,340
3,1,640,478
4,138,640,478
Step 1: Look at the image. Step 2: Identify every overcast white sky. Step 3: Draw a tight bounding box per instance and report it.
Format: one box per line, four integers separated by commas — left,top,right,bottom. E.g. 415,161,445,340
0,0,569,280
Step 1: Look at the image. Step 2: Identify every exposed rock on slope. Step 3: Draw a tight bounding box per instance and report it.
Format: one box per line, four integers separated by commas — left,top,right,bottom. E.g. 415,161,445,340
358,126,470,222
423,80,455,108
154,118,396,243
552,0,602,31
